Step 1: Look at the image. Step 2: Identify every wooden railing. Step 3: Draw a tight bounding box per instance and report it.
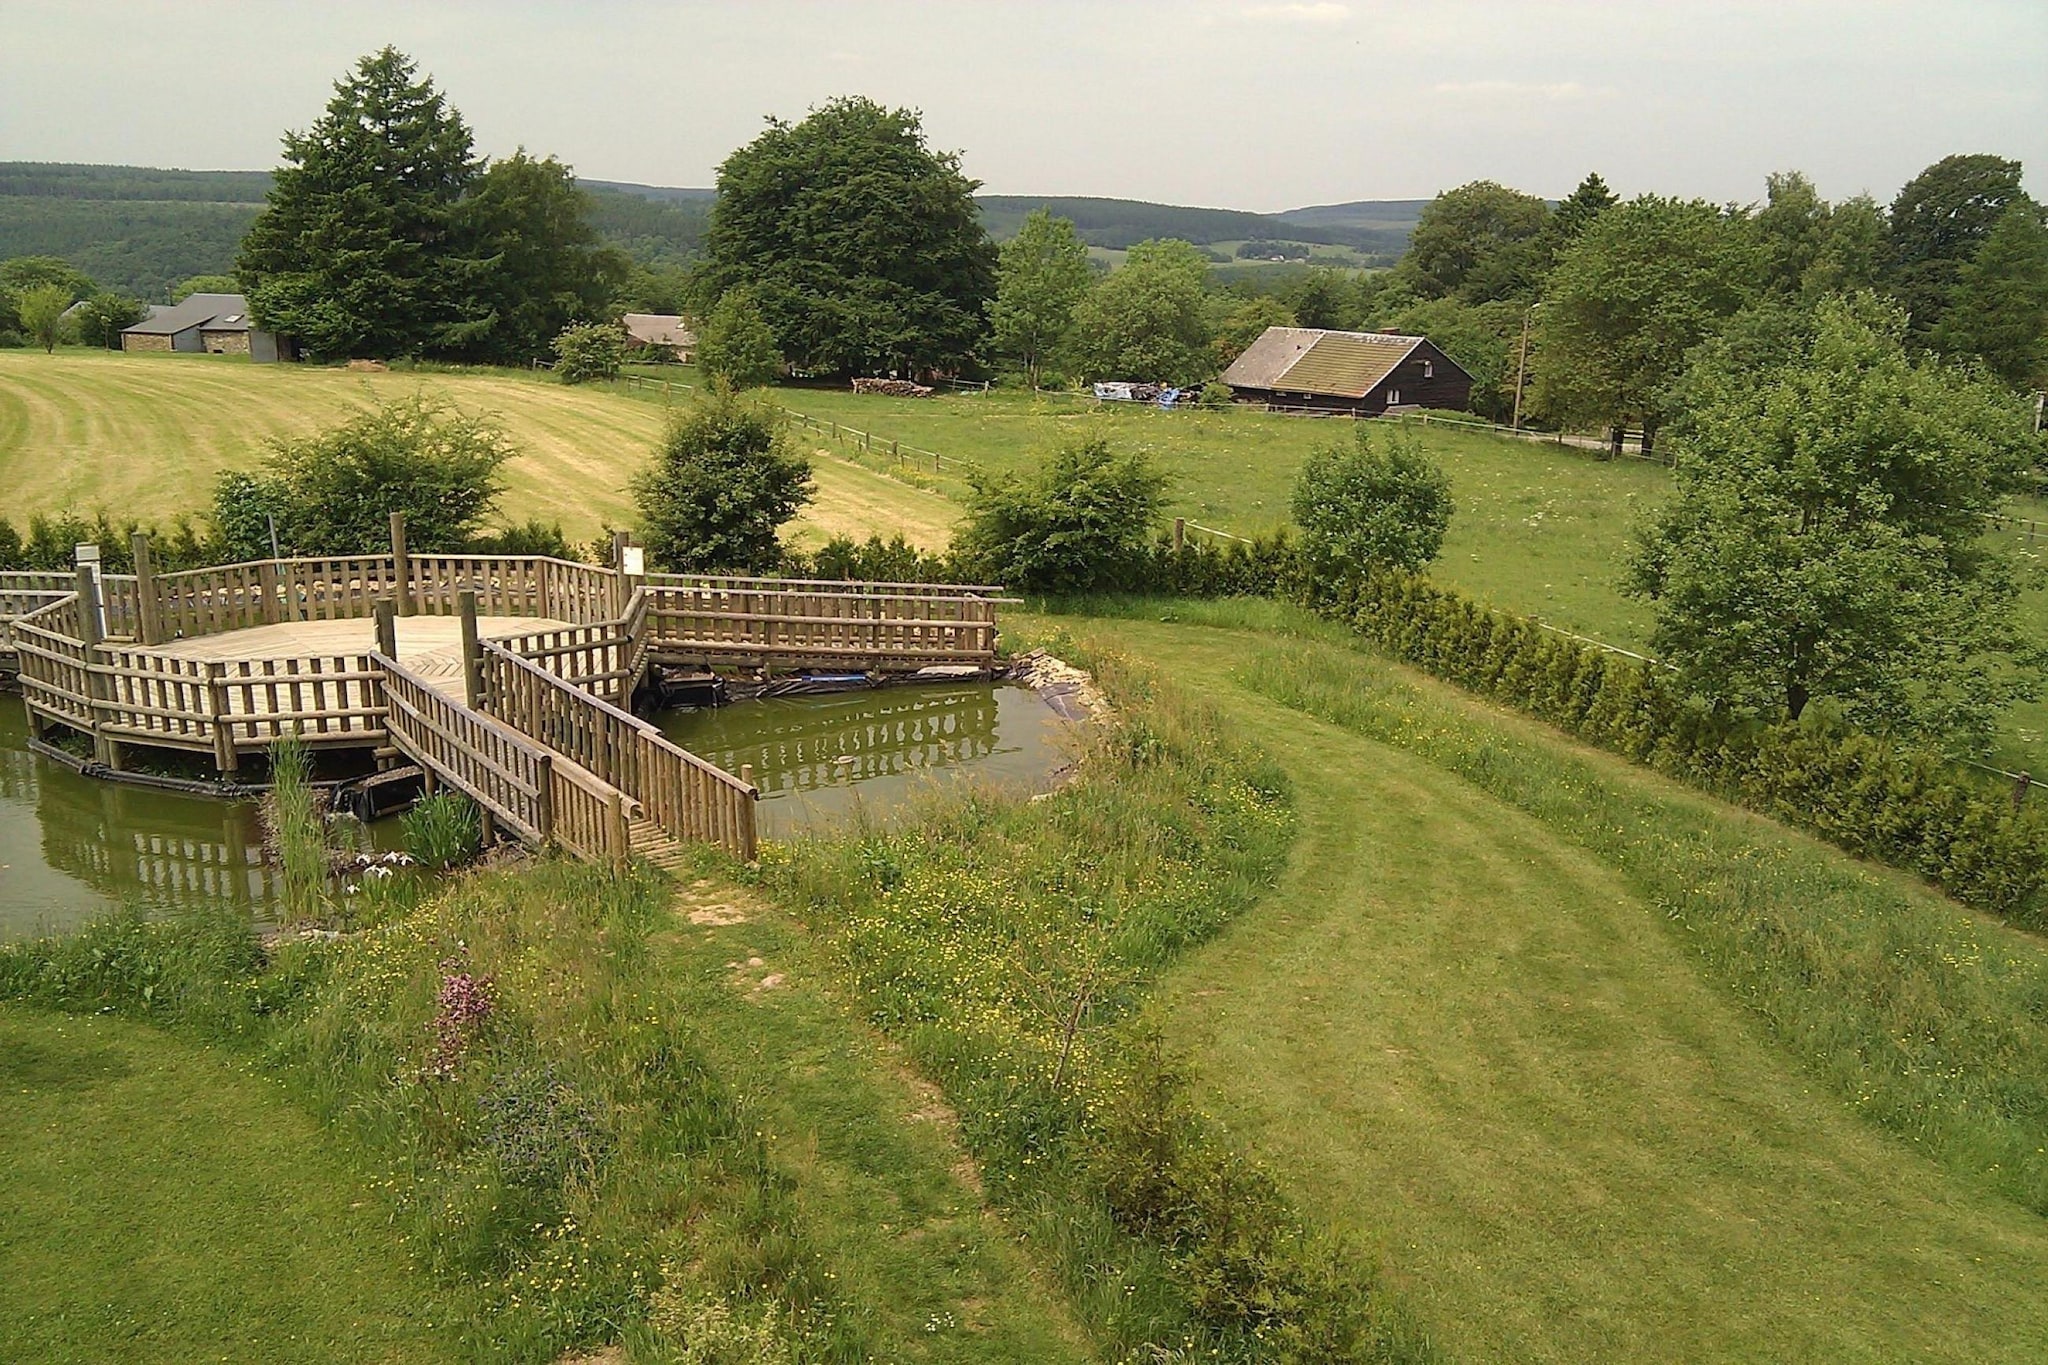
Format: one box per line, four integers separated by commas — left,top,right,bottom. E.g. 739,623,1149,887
477,639,757,861
647,571,1005,599
11,593,94,728
377,652,632,863
644,582,998,667
490,587,644,706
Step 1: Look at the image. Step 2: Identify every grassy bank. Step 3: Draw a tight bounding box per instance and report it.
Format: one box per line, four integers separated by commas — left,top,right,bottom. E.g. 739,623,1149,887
1039,603,2048,1362
0,1005,453,1363
1,861,1084,1363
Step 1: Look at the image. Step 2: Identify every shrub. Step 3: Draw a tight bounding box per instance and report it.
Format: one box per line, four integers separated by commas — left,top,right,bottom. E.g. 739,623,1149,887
551,320,627,384
1197,381,1233,409
468,516,574,558
955,438,1169,593
402,792,483,870
212,394,516,558
631,386,814,573
1291,424,1453,573
696,287,783,389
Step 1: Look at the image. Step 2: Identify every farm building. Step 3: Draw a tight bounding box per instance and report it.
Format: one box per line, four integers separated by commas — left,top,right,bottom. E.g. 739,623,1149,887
121,293,295,362
621,313,696,361
1222,327,1471,415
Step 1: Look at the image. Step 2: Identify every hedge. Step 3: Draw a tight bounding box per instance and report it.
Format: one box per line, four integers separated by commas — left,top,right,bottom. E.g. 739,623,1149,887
1300,568,2048,924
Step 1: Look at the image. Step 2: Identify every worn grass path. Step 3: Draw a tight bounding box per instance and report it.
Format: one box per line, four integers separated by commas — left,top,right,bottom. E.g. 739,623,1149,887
1058,613,2048,1363
0,350,959,550
0,1004,453,1364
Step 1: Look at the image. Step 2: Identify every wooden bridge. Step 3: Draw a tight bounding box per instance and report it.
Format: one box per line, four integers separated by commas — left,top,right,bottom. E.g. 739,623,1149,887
1,523,1002,867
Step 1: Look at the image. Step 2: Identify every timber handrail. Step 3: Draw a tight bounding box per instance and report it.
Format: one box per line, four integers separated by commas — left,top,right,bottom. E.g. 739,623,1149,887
477,638,758,861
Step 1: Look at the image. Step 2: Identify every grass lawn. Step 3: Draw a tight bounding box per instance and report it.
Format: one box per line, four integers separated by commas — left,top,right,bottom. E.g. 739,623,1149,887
1046,605,2048,1363
0,350,959,550
0,1004,451,1364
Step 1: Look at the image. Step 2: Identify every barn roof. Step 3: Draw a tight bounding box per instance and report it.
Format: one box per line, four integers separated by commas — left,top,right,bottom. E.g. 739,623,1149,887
622,313,694,348
122,293,253,336
1221,326,1429,399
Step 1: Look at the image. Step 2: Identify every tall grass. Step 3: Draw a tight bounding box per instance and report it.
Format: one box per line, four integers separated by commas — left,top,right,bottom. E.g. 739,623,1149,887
263,731,330,926
1243,638,2048,1217
764,639,1425,1362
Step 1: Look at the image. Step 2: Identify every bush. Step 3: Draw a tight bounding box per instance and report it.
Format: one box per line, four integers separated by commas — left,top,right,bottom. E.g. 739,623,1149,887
1292,424,1453,573
955,438,1169,593
794,532,955,584
1302,568,2048,922
551,320,627,384
631,387,815,573
212,394,516,558
697,287,783,389
1197,381,1233,409
468,517,574,558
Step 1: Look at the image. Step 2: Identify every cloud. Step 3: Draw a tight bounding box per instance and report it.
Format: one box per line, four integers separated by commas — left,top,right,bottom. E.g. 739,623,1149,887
1239,3,1351,24
1431,79,1611,100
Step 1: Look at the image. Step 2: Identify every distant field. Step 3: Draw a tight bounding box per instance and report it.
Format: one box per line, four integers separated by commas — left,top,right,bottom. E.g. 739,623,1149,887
0,350,960,550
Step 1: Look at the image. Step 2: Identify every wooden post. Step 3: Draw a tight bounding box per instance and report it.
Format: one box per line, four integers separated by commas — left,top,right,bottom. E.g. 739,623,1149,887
1174,517,1186,552
741,762,755,792
611,529,632,616
478,807,497,846
257,558,281,625
458,589,482,709
389,511,413,617
608,790,631,869
373,597,397,659
74,561,116,767
131,532,160,646
534,752,555,843
2016,771,2033,811
207,661,238,774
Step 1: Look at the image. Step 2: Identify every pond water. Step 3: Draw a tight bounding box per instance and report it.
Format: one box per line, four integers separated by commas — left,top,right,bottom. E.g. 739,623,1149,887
0,696,281,941
656,682,1076,839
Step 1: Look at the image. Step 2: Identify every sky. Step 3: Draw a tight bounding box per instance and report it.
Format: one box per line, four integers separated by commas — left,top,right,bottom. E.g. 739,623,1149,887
1,1,2042,211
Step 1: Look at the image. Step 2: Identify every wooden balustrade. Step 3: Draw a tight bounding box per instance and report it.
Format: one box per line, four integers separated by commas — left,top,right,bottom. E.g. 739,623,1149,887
378,652,630,863
644,583,997,666
151,561,275,640
408,556,546,617
477,639,756,861
280,556,404,623
12,594,95,729
646,571,1004,598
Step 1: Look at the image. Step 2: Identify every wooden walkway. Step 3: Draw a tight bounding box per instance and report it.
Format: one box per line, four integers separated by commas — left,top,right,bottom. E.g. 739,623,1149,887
5,533,1002,868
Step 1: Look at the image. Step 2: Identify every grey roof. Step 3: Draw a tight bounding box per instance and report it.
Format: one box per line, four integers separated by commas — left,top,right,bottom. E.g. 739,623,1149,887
1221,326,1431,398
122,293,254,336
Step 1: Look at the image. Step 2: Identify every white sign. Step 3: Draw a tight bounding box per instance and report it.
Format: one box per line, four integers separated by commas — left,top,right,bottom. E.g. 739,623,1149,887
74,543,101,565
621,546,646,576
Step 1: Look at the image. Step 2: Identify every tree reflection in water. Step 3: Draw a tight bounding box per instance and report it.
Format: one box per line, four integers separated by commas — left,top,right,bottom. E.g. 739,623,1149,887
657,683,1072,838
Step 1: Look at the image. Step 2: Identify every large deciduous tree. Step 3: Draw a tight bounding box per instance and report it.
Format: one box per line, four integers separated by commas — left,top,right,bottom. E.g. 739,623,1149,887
1396,180,1552,303
989,209,1091,387
16,284,72,352
700,97,995,377
1530,195,1754,450
452,151,629,364
1887,153,2028,343
1628,294,2040,747
237,47,483,359
1068,238,1215,386
0,256,94,336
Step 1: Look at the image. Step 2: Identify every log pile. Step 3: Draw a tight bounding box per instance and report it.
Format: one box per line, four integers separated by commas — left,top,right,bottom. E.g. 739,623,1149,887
852,377,935,398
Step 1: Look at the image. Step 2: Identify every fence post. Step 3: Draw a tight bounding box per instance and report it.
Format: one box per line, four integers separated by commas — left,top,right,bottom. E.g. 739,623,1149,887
390,511,413,617
206,660,237,775
608,790,632,869
131,532,160,646
2017,771,2033,811
611,529,633,617
74,560,117,768
534,752,555,844
257,557,281,625
373,597,397,659
1174,517,1186,552
458,589,482,709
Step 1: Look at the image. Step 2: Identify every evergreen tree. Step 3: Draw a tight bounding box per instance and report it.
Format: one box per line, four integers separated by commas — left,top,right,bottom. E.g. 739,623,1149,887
1933,202,2048,389
700,97,996,376
237,47,482,359
989,209,1091,387
453,152,629,364
1888,153,2027,343
1547,172,1619,250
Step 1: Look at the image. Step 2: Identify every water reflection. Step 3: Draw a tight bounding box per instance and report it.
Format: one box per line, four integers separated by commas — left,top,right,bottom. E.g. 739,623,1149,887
0,698,279,939
657,683,1072,838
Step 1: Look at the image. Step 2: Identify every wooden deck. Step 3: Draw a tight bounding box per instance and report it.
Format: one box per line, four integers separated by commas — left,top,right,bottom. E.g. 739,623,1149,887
7,539,1003,866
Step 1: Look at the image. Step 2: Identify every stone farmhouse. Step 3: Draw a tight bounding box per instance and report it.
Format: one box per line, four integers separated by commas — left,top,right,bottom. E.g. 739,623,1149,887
121,293,296,362
621,312,696,362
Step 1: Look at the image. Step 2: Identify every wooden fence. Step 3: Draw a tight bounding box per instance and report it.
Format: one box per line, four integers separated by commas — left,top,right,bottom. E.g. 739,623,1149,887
644,582,998,669
477,640,757,861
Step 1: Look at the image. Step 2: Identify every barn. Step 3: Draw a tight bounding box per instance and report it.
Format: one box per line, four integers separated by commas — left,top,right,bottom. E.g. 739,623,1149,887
1222,327,1472,415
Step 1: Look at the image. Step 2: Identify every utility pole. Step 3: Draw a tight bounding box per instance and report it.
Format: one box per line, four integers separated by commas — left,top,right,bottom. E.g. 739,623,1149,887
1511,304,1537,431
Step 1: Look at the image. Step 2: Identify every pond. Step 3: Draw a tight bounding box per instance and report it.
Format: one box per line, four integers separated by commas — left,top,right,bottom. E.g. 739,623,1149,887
0,696,281,941
0,680,1078,940
656,682,1076,839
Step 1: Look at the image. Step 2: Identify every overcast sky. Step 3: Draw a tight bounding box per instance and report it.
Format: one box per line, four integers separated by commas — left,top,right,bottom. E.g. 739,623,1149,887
2,1,2041,210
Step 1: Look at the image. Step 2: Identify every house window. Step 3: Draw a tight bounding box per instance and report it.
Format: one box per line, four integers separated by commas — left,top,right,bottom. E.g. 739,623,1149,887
1422,360,1434,378
1385,388,1402,406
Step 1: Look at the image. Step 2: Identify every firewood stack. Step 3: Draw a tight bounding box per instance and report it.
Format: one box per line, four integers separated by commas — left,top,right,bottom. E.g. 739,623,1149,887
851,377,935,398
